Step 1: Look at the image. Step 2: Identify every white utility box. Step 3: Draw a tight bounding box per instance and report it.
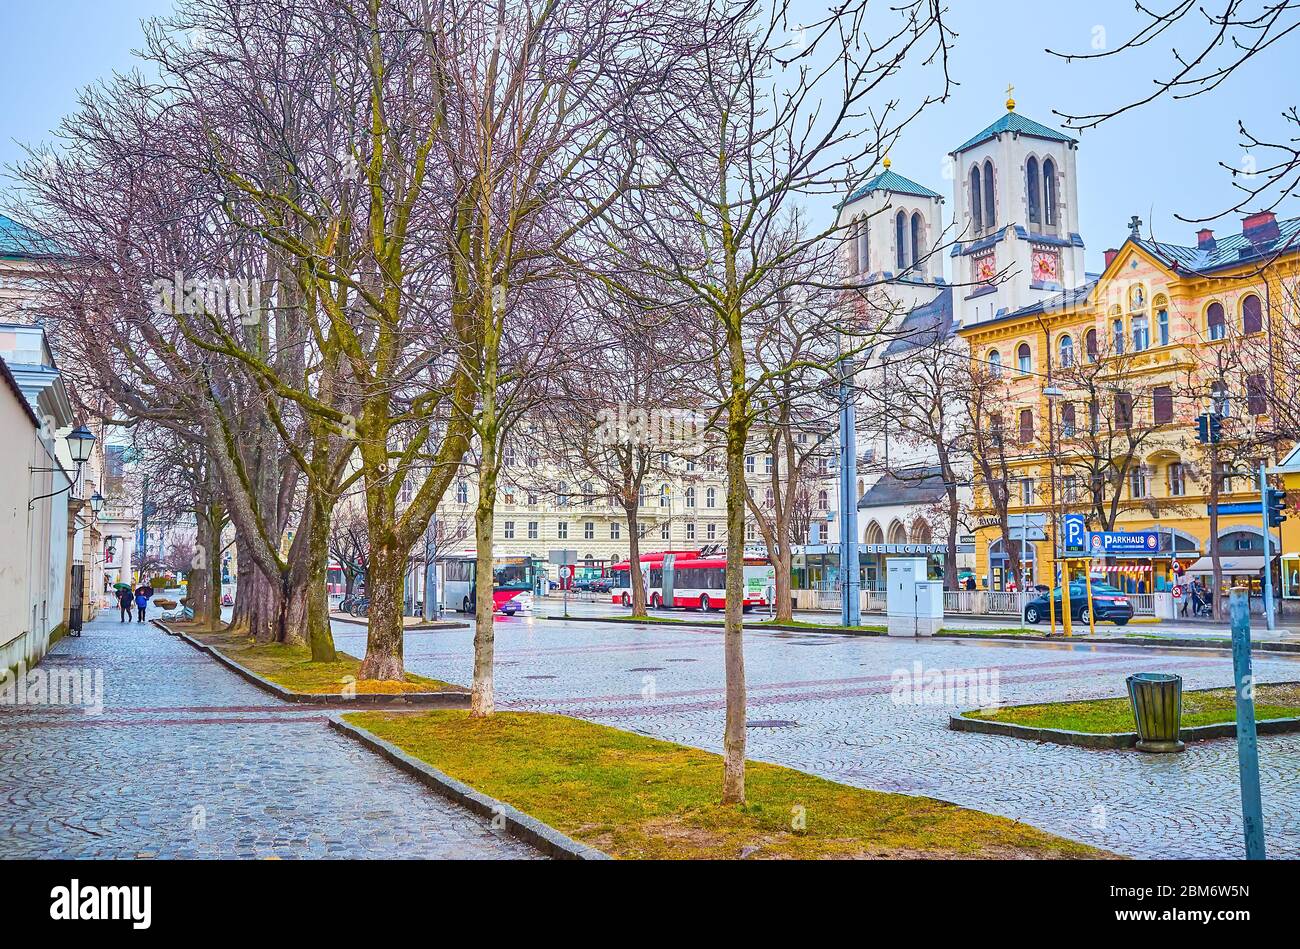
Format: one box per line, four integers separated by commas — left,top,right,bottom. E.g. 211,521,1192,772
886,557,943,637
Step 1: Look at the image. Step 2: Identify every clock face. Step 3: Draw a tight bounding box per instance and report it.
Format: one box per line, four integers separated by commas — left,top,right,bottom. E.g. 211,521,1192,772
975,253,996,283
1032,250,1059,282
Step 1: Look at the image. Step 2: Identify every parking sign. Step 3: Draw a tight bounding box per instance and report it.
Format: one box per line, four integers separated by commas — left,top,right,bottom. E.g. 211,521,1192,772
1063,514,1087,553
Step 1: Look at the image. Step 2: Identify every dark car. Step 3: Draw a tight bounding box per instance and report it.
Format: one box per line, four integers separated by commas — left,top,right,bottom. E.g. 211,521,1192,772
1023,581,1134,626
589,578,612,594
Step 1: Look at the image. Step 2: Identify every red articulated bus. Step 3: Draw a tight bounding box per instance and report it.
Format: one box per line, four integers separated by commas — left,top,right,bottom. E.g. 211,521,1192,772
610,550,775,612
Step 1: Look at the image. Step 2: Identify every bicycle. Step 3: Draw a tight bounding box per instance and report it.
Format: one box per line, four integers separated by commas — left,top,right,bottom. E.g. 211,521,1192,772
348,595,370,617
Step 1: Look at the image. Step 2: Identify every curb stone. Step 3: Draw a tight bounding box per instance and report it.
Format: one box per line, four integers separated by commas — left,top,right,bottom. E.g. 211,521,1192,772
544,614,886,637
153,620,471,707
327,716,610,861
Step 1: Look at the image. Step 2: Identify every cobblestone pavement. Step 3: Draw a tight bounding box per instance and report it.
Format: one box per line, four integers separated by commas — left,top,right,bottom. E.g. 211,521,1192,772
330,612,1300,859
0,614,539,859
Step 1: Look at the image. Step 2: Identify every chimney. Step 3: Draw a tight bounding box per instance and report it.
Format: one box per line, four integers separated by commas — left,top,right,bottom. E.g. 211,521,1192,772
1104,248,1120,268
1243,211,1280,244
1196,228,1216,250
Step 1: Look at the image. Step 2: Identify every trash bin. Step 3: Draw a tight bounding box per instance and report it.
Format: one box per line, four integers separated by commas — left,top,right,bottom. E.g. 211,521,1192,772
1126,672,1185,753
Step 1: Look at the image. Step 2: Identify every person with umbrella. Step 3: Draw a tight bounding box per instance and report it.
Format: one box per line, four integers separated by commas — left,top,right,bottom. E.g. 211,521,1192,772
134,583,152,623
114,583,133,622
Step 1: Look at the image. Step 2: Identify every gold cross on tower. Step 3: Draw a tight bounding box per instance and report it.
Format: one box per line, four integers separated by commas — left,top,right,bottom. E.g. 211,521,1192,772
1005,83,1016,111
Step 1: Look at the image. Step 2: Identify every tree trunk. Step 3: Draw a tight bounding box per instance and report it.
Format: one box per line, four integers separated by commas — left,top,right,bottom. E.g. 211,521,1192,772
945,484,961,591
470,481,497,717
625,503,647,614
358,539,405,680
230,534,252,633
774,544,793,623
722,400,749,804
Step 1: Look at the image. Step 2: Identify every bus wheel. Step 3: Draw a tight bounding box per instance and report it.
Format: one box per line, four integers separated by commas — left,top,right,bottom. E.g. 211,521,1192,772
651,594,661,609
463,596,472,614
621,593,631,607
699,594,712,612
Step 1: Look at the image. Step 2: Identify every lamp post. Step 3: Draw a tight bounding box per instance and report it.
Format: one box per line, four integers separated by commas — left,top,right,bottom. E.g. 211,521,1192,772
1043,385,1072,636
29,423,98,510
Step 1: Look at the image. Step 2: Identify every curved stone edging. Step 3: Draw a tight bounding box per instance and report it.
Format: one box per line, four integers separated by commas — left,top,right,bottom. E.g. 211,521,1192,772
950,709,1300,749
543,614,886,637
329,614,470,632
327,716,609,861
153,620,471,707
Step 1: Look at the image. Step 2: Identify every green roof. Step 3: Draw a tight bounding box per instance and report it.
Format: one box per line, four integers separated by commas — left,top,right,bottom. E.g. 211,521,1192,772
0,213,60,258
952,111,1076,155
843,168,942,206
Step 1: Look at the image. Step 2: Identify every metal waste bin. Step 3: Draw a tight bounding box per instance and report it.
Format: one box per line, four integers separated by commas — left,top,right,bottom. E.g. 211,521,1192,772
1126,672,1185,753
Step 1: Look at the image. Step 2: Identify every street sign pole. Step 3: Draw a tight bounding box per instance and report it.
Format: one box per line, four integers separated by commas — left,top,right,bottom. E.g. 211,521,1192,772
838,355,861,628
1229,587,1266,860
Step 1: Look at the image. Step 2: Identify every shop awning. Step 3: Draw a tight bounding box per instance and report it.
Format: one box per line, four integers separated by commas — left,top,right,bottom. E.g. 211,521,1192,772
1183,555,1274,576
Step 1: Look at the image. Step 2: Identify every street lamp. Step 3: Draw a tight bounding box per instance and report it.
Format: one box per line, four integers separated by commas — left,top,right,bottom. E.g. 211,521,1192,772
66,424,96,465
29,422,99,510
89,491,105,515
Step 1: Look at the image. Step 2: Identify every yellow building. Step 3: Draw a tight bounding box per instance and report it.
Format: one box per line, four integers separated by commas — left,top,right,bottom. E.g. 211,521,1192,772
959,210,1300,602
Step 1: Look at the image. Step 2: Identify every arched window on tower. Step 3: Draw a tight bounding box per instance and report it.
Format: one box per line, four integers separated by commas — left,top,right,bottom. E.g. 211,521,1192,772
910,212,923,275
983,161,996,229
1026,156,1040,224
1042,158,1057,227
969,166,983,232
895,210,907,270
856,218,869,273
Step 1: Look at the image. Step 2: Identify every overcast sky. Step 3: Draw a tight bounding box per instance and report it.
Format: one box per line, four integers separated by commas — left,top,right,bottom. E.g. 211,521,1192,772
2,1,1294,271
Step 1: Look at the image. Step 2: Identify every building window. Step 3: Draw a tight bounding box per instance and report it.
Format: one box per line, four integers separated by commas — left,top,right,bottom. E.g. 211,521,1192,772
661,522,670,540
970,165,983,231
1116,391,1134,429
584,521,594,540
1063,474,1078,502
1018,409,1034,444
1042,158,1057,227
1207,302,1226,340
685,486,696,508
1026,156,1040,224
528,491,538,506
911,212,924,272
746,522,756,542
1168,463,1186,497
686,521,695,540
610,522,621,540
527,521,539,540
503,521,515,539
1058,334,1074,367
1061,402,1076,437
1132,315,1150,352
556,482,569,506
558,521,568,539
659,484,670,507
503,442,516,468
988,349,1002,377
818,489,829,509
705,487,716,508
1020,478,1034,506
983,161,996,229
764,455,773,475
856,218,869,273
1242,294,1263,334
895,210,907,269
456,481,469,504
1016,342,1031,374
1157,308,1170,346
1130,467,1148,499
745,455,754,473
1112,317,1125,355
685,458,695,472
1153,385,1174,425
706,523,717,540
1085,328,1098,362
1247,373,1267,416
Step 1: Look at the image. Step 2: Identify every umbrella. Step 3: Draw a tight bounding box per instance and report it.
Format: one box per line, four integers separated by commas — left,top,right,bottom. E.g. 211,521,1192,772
114,582,132,591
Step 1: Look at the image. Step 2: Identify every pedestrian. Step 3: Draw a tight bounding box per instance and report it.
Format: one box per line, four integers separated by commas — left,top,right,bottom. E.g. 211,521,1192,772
115,585,133,622
135,585,150,623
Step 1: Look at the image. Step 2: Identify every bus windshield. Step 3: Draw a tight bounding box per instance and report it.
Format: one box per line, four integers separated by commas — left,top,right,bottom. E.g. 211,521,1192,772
494,560,533,589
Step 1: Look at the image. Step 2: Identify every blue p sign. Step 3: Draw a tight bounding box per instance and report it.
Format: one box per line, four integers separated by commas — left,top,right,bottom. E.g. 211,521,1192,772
1063,514,1087,553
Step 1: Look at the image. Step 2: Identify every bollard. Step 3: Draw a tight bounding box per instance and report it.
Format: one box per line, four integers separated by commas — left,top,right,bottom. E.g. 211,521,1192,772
1229,587,1266,860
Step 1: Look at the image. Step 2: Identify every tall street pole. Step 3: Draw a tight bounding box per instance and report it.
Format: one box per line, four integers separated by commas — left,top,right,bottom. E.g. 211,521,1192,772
839,354,861,627
1229,587,1266,859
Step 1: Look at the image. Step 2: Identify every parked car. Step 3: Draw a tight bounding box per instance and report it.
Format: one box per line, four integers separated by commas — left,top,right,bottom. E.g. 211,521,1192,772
1023,581,1134,626
589,578,612,594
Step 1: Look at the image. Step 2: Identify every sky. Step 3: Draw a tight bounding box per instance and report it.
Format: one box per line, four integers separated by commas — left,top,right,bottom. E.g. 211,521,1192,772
1,0,1295,272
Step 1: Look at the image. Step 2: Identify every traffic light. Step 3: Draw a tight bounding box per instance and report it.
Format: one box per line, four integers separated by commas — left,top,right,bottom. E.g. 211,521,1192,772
1266,487,1287,528
1210,414,1223,444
